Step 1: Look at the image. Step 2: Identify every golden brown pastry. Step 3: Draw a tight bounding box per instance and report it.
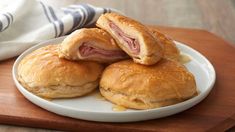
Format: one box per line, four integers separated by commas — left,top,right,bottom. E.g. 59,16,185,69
100,59,198,110
59,28,128,63
18,45,104,99
149,28,180,61
96,13,164,65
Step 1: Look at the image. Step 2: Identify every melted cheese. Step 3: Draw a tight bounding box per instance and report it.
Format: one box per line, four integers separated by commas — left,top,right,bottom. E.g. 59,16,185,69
179,54,191,64
112,105,127,111
95,92,106,101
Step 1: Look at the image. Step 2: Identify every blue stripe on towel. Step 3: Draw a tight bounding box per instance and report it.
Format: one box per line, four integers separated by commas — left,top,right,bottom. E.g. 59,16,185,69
70,5,87,27
6,12,13,22
80,4,95,25
40,1,58,38
103,8,107,14
107,8,111,13
0,12,13,32
40,2,51,22
63,7,83,33
2,14,10,30
62,4,112,34
0,20,3,31
103,8,112,14
70,11,83,30
80,5,88,26
48,6,64,36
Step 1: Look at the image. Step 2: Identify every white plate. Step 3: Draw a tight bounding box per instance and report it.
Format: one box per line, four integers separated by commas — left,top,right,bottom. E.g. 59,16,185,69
12,37,216,122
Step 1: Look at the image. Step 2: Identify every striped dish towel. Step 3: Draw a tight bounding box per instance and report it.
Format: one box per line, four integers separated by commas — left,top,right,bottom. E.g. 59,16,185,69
0,0,118,61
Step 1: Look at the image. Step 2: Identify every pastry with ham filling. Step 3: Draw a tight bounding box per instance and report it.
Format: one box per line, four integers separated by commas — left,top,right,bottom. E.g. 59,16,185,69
59,28,128,63
100,59,198,109
96,13,164,65
18,45,104,99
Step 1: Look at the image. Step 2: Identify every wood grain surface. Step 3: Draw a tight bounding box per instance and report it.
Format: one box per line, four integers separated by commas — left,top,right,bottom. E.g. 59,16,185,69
0,26,235,132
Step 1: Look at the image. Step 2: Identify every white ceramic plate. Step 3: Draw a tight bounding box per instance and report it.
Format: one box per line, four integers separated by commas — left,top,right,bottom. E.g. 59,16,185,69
12,37,216,122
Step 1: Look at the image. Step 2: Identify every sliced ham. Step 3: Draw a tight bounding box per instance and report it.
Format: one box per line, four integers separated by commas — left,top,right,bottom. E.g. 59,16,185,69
79,42,127,58
109,22,140,54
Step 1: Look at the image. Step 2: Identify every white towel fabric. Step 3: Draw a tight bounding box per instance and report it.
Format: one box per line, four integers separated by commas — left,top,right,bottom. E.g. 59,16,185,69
0,0,118,61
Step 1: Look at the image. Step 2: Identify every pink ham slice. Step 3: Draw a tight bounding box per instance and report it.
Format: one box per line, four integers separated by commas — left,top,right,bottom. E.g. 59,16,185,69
109,22,140,54
79,43,127,58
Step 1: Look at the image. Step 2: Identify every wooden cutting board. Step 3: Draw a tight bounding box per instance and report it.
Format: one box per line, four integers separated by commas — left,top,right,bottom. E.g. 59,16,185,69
0,26,235,132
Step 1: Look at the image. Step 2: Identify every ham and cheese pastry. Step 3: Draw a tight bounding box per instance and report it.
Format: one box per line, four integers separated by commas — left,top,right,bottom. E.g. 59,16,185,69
96,13,164,65
18,45,104,99
59,28,128,63
100,59,198,109
149,28,180,61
